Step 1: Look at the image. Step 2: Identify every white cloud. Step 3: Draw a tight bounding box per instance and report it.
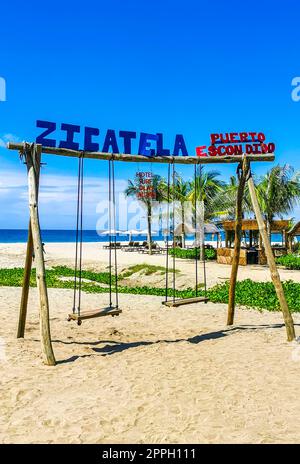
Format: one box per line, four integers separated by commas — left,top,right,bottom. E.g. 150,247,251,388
2,163,300,230
0,167,130,229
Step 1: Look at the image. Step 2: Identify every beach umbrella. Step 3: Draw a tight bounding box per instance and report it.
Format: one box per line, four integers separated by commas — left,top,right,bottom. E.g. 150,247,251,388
99,229,123,235
162,227,172,243
124,229,140,240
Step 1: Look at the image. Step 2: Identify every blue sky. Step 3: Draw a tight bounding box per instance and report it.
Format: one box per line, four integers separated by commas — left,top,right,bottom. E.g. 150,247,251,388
1,0,300,228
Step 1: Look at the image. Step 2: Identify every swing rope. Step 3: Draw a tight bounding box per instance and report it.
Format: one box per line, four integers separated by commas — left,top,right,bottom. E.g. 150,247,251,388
201,164,207,300
108,159,112,308
72,154,84,318
203,234,207,299
165,163,171,302
163,160,208,307
72,157,81,314
78,154,84,317
172,161,176,303
197,164,207,301
194,163,198,297
108,158,119,309
111,158,119,309
70,155,120,325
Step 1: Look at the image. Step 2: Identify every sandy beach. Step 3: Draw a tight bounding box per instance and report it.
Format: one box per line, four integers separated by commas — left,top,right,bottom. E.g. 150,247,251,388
1,242,300,444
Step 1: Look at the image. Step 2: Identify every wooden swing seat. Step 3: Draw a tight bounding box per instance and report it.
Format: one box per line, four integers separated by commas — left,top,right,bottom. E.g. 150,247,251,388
68,307,122,323
162,296,209,308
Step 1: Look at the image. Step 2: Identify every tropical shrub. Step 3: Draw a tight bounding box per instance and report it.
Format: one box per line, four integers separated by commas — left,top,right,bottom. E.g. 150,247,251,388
275,254,300,270
168,247,216,260
1,267,300,312
209,279,300,312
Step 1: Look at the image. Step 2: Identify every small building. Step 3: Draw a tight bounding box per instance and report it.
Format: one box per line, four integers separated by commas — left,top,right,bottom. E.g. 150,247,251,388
173,222,221,248
287,221,300,252
217,219,290,265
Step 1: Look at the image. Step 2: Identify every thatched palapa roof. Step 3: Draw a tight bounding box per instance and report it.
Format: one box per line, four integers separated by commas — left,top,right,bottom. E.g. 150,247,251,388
288,221,300,236
173,223,220,236
222,219,291,232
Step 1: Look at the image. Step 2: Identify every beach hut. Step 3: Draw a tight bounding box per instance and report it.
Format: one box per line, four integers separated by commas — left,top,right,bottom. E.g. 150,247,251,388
217,219,290,265
173,222,221,248
287,221,300,252
203,223,222,247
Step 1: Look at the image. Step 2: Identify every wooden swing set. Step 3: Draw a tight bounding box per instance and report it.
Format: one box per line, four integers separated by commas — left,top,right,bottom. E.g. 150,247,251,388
7,141,296,366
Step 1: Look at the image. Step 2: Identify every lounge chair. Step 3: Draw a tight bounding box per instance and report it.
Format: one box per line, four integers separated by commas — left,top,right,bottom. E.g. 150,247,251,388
121,241,134,250
137,241,149,253
124,241,140,252
139,242,162,254
103,242,121,249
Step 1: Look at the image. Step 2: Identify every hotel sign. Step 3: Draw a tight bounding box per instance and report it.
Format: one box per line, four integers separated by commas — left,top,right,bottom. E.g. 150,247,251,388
35,120,189,157
36,123,275,159
196,132,275,157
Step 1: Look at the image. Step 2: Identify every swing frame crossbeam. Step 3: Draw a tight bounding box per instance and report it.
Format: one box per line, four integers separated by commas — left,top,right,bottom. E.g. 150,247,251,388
8,142,274,164
7,141,295,367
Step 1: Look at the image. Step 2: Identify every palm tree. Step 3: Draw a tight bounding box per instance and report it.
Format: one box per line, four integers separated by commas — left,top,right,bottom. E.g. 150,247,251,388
124,174,165,254
217,175,252,220
188,169,225,220
160,173,192,248
255,164,300,238
188,169,225,257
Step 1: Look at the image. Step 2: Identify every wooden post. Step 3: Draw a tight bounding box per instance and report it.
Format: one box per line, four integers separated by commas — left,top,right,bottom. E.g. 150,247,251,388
198,200,205,261
17,222,33,338
287,233,292,253
248,170,295,341
26,144,56,365
17,150,41,338
283,230,288,252
227,157,249,325
259,233,262,249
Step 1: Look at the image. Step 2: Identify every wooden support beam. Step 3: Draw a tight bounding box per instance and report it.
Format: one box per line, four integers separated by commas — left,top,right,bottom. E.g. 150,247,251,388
249,230,253,248
17,149,41,338
248,173,296,341
7,142,275,165
259,232,263,250
287,233,293,253
17,222,33,338
225,231,228,248
283,230,288,249
227,157,249,325
26,144,56,365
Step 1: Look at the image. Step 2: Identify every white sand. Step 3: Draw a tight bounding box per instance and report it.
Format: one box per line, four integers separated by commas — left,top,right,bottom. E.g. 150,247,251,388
1,243,300,444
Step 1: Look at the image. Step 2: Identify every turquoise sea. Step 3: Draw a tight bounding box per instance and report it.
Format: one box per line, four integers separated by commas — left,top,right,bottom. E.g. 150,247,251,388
0,229,286,244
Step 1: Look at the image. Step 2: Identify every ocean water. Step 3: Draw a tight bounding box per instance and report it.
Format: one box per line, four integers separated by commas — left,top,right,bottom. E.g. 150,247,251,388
0,229,286,244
